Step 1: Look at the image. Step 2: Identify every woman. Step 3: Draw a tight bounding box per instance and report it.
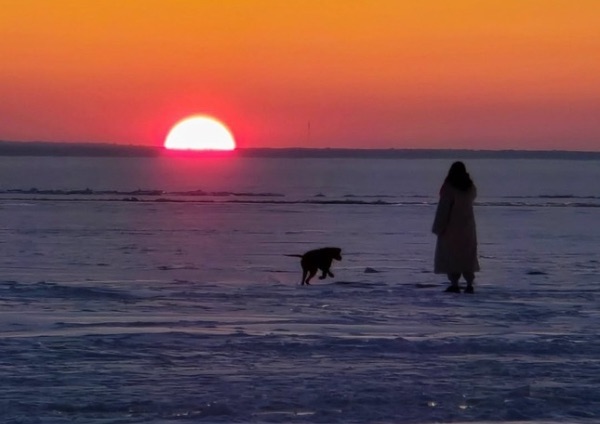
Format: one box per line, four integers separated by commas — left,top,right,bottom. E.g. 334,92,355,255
432,161,480,293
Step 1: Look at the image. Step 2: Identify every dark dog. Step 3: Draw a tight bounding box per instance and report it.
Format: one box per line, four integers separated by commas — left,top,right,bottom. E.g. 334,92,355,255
286,247,342,285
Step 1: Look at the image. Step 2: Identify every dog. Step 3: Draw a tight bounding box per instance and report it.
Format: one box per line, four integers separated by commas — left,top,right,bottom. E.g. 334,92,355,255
286,247,342,285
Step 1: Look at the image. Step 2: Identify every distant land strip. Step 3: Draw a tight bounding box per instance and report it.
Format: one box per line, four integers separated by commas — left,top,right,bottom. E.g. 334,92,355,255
0,140,599,160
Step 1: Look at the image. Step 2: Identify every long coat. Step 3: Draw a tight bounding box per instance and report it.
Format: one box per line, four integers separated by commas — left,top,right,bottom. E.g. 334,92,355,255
432,182,480,274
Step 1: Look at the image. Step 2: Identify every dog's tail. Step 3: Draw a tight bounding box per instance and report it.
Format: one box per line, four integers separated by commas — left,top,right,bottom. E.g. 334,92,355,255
284,254,303,258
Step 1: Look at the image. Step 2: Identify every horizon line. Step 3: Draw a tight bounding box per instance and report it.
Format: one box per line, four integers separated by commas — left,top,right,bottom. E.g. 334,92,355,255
0,140,599,158
1,139,599,153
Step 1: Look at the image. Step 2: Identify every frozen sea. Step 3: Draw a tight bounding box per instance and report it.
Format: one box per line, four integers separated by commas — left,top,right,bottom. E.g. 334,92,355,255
0,154,599,423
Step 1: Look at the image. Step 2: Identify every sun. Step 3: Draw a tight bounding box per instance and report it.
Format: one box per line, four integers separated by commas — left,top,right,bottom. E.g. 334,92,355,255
164,115,236,151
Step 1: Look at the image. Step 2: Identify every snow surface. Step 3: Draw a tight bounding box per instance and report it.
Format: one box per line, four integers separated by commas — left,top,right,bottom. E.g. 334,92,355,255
0,157,599,423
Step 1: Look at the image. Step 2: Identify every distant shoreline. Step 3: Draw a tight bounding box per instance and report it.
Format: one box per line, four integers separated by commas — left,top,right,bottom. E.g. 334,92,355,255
0,140,599,160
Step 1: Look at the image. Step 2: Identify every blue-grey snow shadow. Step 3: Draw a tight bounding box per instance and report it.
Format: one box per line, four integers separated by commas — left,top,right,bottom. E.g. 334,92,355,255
333,280,387,288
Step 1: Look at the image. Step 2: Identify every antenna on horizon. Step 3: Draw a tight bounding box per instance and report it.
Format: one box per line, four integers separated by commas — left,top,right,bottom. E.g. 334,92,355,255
307,121,311,144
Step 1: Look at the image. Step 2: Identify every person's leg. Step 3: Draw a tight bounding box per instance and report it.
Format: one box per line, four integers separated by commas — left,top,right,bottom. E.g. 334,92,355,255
445,273,461,292
463,272,475,293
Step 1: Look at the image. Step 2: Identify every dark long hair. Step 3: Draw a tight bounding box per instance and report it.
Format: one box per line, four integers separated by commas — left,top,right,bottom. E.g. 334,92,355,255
444,161,474,191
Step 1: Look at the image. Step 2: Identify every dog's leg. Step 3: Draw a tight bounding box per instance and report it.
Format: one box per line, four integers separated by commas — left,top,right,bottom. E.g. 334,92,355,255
305,269,317,285
301,268,308,285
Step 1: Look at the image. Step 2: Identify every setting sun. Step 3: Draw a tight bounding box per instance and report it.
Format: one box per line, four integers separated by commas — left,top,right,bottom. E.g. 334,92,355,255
164,116,236,151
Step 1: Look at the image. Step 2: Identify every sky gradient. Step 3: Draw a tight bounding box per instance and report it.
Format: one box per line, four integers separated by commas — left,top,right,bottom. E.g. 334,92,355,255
1,0,599,150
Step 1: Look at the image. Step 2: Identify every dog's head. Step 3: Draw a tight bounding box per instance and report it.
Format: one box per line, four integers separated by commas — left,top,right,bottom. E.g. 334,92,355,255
327,247,342,261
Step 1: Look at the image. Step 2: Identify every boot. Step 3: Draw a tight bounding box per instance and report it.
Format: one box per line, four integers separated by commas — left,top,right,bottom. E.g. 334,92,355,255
445,284,461,293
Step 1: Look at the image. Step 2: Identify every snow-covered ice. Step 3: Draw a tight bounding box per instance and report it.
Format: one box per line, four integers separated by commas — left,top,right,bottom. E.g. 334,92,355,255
1,156,599,423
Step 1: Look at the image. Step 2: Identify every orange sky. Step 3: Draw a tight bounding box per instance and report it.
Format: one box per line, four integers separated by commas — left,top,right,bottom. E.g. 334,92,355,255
0,0,599,150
